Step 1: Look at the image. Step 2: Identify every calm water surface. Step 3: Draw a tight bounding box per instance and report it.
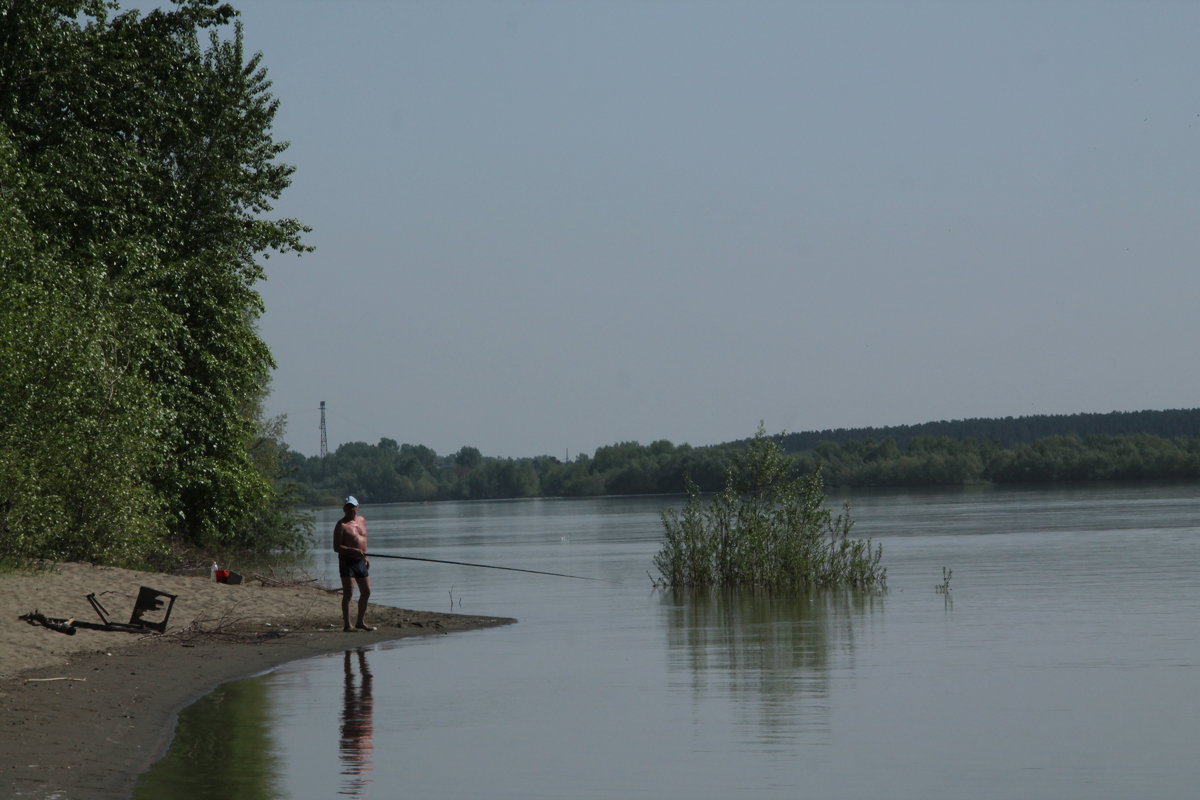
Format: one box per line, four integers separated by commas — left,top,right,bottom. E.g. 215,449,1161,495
135,484,1200,799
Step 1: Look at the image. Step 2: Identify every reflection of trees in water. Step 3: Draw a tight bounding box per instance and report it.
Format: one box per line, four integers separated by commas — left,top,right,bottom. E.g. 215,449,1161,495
132,677,282,800
664,590,883,742
339,648,375,797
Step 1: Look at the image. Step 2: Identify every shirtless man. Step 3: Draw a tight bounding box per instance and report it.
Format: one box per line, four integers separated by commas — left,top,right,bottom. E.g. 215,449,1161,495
333,496,376,631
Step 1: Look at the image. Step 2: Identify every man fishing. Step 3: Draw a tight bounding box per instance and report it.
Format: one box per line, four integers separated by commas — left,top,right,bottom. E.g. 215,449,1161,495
333,495,377,631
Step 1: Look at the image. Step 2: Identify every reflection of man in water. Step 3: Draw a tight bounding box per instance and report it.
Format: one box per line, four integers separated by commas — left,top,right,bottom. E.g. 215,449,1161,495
340,648,375,796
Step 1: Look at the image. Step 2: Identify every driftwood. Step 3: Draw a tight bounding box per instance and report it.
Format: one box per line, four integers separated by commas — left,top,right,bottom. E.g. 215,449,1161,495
152,600,290,644
250,570,338,594
19,611,78,635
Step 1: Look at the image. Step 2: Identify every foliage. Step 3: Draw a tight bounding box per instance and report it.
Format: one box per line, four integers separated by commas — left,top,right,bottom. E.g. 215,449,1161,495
281,435,736,506
240,409,313,554
652,428,886,591
791,432,1200,487
279,414,1200,508
0,0,309,565
776,408,1200,451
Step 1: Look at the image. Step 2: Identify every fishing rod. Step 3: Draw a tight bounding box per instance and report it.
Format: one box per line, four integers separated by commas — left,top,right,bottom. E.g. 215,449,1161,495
365,552,608,582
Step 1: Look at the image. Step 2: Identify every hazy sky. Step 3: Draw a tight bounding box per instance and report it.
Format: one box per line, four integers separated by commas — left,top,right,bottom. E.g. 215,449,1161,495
224,1,1198,459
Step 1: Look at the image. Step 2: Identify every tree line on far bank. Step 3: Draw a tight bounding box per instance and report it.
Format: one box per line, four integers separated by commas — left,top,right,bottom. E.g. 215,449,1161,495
282,409,1200,507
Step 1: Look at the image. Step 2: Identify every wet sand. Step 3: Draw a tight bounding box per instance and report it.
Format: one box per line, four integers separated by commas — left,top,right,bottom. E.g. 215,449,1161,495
0,562,513,799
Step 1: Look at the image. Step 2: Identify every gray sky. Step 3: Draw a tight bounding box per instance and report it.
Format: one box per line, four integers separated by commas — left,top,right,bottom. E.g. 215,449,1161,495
229,1,1199,459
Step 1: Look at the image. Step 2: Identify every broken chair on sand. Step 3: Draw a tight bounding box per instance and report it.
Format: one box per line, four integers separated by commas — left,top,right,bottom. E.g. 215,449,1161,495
19,586,179,636
87,586,178,633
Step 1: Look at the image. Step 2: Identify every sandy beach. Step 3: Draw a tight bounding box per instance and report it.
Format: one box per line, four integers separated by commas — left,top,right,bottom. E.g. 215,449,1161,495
0,561,513,799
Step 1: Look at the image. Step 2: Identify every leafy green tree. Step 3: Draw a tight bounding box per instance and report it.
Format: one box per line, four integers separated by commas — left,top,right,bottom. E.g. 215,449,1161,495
455,445,483,471
0,0,309,563
402,443,439,474
0,126,168,562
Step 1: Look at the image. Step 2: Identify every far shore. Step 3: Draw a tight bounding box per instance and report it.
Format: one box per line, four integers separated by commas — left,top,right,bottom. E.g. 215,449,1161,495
0,561,513,800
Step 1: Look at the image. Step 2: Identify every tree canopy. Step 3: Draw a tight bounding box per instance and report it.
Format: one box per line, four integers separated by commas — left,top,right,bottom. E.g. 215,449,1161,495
0,0,309,565
280,410,1200,507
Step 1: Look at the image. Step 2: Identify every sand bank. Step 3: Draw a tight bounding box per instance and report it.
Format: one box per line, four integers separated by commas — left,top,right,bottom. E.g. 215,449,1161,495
0,561,513,799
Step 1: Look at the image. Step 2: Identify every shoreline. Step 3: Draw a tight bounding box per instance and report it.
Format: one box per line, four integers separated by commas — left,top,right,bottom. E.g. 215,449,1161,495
0,562,513,800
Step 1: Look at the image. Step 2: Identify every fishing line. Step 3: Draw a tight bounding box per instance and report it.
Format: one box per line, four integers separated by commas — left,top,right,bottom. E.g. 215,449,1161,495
365,552,608,582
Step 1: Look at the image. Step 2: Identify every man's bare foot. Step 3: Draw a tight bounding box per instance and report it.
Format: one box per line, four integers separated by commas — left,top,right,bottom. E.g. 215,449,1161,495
355,624,377,631
343,626,356,632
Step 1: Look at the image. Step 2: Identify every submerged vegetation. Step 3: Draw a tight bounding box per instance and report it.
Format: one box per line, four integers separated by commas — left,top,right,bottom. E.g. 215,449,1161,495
652,429,885,591
936,567,953,594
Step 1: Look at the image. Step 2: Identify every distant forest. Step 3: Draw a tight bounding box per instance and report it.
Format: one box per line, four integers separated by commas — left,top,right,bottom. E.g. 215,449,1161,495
281,409,1200,506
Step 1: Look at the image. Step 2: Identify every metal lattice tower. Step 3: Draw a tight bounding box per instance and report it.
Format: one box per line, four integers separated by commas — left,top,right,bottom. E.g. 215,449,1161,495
319,401,328,459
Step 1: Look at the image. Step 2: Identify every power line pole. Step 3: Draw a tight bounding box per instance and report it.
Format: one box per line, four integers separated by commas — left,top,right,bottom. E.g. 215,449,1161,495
319,400,327,459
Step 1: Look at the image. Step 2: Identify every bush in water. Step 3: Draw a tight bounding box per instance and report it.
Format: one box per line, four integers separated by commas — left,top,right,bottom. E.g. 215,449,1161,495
654,427,886,591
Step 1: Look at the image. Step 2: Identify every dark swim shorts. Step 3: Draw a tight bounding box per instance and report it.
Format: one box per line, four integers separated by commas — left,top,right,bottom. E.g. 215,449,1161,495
339,555,370,579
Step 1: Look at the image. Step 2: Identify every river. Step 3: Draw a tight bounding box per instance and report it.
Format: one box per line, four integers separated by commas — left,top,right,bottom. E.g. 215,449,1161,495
134,483,1200,799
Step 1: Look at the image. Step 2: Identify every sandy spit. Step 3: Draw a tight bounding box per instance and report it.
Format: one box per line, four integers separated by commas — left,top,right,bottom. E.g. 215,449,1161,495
0,561,513,799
